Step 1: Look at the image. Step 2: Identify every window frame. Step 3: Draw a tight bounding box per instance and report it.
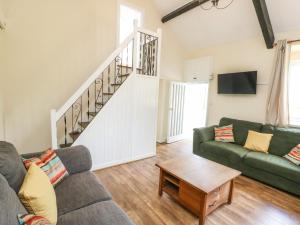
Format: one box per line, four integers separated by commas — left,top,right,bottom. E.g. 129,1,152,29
288,58,300,128
116,0,144,47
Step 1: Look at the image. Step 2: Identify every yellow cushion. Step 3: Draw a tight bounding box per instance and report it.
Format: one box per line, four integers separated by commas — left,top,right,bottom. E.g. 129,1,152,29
18,163,57,225
244,130,273,153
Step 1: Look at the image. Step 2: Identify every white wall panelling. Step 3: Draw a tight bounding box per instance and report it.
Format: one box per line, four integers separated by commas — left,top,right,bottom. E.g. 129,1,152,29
73,74,159,170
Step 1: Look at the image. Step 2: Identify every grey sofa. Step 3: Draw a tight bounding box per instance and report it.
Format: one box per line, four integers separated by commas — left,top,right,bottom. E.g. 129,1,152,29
0,141,134,225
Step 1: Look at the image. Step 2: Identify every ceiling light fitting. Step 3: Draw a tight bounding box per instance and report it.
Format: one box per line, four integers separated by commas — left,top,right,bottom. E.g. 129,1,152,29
200,0,234,10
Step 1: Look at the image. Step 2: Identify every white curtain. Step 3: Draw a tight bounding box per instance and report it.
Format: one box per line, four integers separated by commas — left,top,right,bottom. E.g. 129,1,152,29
266,40,291,127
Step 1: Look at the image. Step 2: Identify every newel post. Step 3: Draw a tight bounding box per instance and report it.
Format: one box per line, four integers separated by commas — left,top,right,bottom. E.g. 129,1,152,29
50,109,58,149
156,28,162,78
132,19,139,73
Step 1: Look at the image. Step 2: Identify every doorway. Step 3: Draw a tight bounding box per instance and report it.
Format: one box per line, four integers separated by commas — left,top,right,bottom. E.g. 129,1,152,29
183,83,209,140
167,82,209,143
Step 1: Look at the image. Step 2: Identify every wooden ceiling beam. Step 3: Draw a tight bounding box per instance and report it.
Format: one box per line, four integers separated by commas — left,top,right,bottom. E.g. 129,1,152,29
252,0,275,49
162,0,210,23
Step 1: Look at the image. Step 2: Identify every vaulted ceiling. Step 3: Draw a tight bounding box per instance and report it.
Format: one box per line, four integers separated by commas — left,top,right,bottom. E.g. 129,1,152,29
152,0,300,51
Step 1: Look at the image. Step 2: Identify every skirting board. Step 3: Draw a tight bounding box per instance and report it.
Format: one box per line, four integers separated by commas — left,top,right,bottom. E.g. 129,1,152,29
92,152,156,171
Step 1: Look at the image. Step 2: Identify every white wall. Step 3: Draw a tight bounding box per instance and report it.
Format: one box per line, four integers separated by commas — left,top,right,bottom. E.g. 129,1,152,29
0,0,185,153
188,31,300,126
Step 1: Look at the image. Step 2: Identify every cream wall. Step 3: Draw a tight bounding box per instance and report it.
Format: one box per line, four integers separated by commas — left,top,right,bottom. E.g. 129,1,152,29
0,28,4,140
188,31,300,126
0,94,4,140
0,0,185,153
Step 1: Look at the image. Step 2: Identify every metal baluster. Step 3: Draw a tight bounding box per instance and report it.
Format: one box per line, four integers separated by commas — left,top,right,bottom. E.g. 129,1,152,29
102,72,104,105
126,44,129,74
94,80,97,112
80,96,83,132
114,58,117,93
143,33,146,74
155,39,158,76
72,105,74,136
139,32,142,72
108,66,111,95
120,52,123,82
151,37,155,76
88,88,90,121
150,36,153,76
64,114,67,145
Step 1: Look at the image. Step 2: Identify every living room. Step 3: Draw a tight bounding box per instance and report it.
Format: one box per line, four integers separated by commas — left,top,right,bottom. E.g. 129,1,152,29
0,0,300,225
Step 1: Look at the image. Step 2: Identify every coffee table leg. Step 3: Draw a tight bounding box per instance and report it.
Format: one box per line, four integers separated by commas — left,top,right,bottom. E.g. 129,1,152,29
228,179,234,204
199,195,207,225
158,169,164,196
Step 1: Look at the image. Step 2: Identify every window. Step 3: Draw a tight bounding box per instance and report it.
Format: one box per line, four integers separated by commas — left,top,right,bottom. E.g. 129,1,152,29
289,44,300,126
119,4,142,44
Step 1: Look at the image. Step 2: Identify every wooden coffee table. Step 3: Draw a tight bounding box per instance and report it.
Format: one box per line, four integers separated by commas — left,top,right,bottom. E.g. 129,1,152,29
156,155,241,225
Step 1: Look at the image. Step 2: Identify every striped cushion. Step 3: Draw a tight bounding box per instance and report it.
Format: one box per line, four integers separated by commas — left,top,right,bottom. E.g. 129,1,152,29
17,214,51,225
214,124,235,143
23,149,69,187
284,144,300,165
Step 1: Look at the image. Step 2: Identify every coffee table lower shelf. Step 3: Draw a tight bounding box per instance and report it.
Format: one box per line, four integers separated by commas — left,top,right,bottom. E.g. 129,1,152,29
158,169,235,225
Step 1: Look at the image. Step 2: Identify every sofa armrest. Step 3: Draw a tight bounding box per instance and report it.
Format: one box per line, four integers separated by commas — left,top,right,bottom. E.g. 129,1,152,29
193,126,216,155
22,145,92,175
193,126,216,144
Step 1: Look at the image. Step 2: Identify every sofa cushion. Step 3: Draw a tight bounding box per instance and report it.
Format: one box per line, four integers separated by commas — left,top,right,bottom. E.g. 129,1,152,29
17,214,51,225
18,164,57,225
0,141,26,192
244,152,300,184
200,141,249,164
262,125,300,157
57,201,134,225
244,131,273,153
219,118,263,146
0,173,28,225
55,171,111,216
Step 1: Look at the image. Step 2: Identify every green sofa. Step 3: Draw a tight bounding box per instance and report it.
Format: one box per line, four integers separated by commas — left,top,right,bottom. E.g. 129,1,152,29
193,117,300,197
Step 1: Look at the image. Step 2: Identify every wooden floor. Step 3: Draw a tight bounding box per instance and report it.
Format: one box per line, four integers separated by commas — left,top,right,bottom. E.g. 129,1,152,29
94,141,300,225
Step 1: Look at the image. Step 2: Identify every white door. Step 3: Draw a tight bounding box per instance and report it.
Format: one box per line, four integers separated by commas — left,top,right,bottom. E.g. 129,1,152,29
167,82,186,143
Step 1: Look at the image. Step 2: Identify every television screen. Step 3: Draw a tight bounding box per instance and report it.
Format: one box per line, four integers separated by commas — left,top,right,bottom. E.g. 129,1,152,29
218,71,257,94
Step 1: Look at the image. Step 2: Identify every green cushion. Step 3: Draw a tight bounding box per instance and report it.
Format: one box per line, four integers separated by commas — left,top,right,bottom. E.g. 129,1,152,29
200,141,249,165
244,152,300,184
262,125,300,157
219,118,263,146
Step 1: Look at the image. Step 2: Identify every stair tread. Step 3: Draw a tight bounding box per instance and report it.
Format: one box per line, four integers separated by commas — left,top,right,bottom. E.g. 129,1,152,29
111,83,122,86
96,102,104,105
60,143,73,148
87,112,97,117
78,121,90,128
103,92,114,95
69,131,81,135
117,73,130,77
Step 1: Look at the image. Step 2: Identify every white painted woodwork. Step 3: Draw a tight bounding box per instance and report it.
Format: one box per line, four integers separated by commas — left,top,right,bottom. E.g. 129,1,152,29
184,56,213,83
50,109,58,149
73,74,159,170
167,82,186,143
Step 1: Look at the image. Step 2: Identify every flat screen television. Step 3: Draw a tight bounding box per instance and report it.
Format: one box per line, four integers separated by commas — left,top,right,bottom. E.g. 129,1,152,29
218,71,257,94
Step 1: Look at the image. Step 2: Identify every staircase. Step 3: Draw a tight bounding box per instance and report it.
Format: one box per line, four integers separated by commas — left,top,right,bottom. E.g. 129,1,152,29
50,23,161,156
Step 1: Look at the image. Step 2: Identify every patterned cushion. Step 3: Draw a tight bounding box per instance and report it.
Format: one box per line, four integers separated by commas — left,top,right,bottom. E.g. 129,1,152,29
18,214,51,225
23,149,69,186
214,125,235,143
284,144,300,165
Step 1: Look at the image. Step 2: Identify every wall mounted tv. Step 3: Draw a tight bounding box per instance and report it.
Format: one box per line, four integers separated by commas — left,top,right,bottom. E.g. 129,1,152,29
218,71,257,94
